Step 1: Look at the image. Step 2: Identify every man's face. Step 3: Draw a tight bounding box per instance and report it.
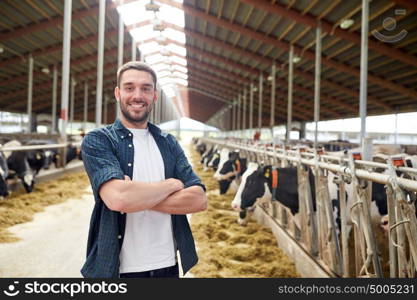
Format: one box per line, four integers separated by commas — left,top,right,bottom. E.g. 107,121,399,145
115,69,157,127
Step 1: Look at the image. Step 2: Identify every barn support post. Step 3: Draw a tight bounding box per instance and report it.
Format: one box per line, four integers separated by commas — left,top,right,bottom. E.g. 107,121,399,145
237,93,241,134
103,94,108,125
27,54,34,133
269,63,275,131
83,82,88,131
232,99,236,134
314,23,322,149
286,45,294,143
258,72,263,138
69,77,75,133
242,86,247,136
59,0,72,167
249,81,254,137
51,65,58,133
359,0,369,149
117,5,124,120
95,0,106,128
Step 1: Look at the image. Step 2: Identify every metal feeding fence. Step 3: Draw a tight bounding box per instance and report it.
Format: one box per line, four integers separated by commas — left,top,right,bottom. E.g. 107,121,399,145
200,138,417,278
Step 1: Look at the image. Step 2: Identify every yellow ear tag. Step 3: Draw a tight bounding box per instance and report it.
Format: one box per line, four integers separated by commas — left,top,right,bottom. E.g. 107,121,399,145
264,169,270,178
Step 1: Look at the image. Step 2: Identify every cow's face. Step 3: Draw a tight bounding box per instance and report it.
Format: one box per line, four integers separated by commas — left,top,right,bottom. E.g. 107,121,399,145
211,155,220,170
241,168,269,210
21,172,34,193
215,160,236,194
232,168,268,225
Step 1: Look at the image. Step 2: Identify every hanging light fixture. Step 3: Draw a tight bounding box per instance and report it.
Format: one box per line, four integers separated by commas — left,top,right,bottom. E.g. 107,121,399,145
152,18,165,31
145,0,160,12
41,67,50,74
292,56,301,63
156,34,167,44
340,19,354,29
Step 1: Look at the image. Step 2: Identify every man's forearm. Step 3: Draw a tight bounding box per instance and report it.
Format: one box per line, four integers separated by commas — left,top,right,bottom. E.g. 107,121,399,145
152,185,207,215
100,177,184,213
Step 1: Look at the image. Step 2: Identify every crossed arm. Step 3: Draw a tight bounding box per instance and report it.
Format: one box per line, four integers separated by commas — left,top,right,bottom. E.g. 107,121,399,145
99,177,207,214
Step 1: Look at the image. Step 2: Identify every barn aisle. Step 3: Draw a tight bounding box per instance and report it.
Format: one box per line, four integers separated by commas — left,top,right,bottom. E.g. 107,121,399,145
0,182,93,277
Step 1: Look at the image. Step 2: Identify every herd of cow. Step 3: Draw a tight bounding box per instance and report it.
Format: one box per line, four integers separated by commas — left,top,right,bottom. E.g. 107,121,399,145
193,138,417,237
0,140,81,198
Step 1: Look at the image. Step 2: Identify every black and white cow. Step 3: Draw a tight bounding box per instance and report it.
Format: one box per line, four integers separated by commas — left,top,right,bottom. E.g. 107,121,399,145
201,144,219,171
0,150,10,198
207,149,221,171
52,144,81,167
231,162,315,225
195,140,206,156
26,140,60,172
214,148,247,194
3,140,35,193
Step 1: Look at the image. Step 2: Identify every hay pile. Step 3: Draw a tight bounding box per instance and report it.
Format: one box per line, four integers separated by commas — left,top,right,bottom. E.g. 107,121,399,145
0,172,89,243
188,145,299,278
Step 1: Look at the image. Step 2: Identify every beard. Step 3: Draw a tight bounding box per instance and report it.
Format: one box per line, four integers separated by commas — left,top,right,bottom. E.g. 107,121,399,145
119,100,154,124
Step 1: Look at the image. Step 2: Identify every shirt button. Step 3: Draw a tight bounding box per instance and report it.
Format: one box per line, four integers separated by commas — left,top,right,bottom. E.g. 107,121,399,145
128,163,132,167
118,235,122,239
121,136,124,139
129,144,132,147
128,133,132,137
120,212,124,215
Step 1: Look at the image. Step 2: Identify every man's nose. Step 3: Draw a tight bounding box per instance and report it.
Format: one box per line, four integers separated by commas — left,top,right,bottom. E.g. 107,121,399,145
132,88,143,98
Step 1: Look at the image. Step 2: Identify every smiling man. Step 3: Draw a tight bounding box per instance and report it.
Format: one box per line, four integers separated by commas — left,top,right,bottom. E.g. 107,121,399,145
80,61,207,278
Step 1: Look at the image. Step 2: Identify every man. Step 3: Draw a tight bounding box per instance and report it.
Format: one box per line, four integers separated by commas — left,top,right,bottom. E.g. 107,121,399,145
81,61,207,278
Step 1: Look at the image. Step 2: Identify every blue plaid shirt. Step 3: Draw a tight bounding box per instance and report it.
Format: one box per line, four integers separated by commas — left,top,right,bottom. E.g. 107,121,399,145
80,119,205,278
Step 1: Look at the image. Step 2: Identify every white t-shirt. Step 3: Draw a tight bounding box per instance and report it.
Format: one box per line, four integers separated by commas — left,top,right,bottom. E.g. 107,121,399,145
119,128,176,273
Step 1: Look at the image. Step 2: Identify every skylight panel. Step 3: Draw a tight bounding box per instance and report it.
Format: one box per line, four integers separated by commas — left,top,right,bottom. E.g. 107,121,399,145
170,55,187,66
162,28,186,44
166,43,186,56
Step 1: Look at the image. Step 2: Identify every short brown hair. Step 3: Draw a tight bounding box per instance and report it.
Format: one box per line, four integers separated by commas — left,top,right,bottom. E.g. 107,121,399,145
117,61,157,88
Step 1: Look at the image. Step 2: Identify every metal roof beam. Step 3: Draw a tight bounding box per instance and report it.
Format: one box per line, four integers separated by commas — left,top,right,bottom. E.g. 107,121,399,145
186,44,354,115
0,1,119,43
187,55,341,119
240,0,417,69
159,0,417,100
182,28,393,111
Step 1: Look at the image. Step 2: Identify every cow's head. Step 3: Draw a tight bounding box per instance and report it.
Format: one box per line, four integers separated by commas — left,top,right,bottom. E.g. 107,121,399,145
217,160,237,194
241,166,272,208
207,151,220,170
214,151,245,195
232,164,273,225
21,171,35,193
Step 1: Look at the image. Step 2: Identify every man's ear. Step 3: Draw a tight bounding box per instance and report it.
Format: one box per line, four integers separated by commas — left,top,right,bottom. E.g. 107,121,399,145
153,89,158,103
114,86,120,102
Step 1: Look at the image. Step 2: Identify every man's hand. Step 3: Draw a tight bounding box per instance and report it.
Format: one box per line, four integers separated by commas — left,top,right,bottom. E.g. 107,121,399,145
166,178,184,193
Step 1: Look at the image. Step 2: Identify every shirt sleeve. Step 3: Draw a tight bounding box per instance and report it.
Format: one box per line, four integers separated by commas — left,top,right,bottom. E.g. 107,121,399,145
170,136,206,192
81,131,125,197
